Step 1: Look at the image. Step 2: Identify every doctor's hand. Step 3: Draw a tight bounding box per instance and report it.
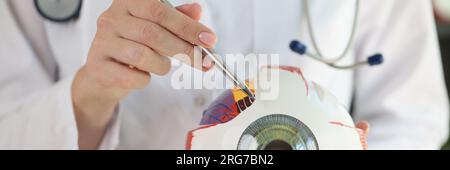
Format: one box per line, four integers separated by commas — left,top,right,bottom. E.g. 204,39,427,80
71,1,216,149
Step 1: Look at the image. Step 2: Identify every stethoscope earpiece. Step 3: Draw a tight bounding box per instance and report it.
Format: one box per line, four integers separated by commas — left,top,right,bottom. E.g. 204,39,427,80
290,40,384,69
290,40,307,55
367,53,384,66
35,0,83,23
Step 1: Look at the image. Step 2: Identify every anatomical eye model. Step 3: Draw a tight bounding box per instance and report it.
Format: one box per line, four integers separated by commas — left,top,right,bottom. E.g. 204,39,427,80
187,66,365,150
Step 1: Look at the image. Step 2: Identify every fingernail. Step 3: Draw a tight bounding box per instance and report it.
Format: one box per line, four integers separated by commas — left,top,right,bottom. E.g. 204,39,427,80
178,3,194,11
202,56,214,69
199,32,217,47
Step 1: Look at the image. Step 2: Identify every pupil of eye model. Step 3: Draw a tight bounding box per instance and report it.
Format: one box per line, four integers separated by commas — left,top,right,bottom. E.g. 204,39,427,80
263,140,293,150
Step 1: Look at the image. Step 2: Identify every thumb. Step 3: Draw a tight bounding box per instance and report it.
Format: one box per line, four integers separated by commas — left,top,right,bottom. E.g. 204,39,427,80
176,3,202,21
356,121,370,150
356,121,370,135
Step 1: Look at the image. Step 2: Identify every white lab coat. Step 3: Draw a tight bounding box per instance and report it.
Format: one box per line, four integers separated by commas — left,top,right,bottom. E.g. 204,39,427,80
0,0,448,150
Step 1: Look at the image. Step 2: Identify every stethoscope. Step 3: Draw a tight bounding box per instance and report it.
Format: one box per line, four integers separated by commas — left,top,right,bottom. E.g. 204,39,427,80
35,0,384,69
290,0,384,69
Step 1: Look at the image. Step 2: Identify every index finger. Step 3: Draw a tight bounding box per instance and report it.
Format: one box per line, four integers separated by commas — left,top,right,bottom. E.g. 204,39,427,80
127,0,217,48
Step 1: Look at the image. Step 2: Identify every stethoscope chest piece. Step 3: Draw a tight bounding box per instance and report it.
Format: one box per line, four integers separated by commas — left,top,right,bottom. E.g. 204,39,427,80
34,0,82,22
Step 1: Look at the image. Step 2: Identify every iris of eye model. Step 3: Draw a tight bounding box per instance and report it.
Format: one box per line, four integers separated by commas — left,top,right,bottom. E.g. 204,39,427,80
237,114,319,150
